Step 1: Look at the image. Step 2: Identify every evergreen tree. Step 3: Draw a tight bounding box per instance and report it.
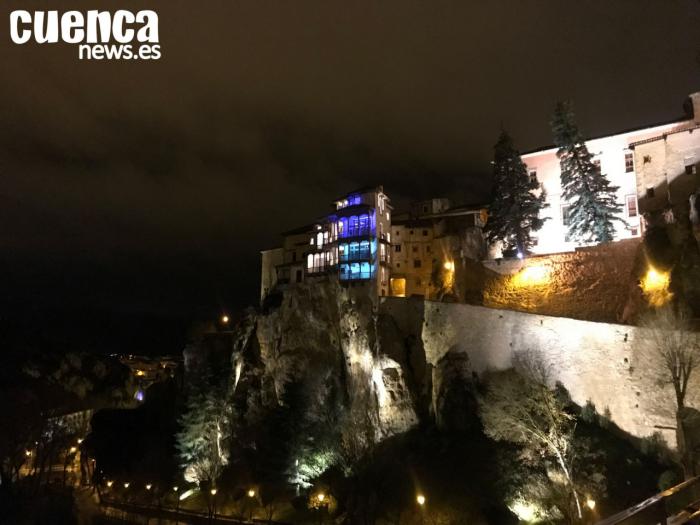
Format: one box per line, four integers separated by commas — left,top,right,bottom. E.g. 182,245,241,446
485,130,548,256
551,101,623,243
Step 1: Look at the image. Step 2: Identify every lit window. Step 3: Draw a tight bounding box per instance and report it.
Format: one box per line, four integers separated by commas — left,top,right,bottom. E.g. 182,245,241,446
307,254,313,270
360,241,370,259
349,216,359,236
317,232,323,248
349,242,360,260
339,244,348,261
359,214,369,235
387,232,391,243
310,237,314,245
626,195,638,218
625,152,634,173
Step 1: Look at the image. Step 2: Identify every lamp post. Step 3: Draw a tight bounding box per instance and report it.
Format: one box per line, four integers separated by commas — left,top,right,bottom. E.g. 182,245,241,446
173,486,180,525
248,488,256,521
416,494,426,525
209,488,217,523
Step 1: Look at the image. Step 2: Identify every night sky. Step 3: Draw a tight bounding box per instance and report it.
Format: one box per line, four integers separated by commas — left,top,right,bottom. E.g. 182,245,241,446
2,1,700,347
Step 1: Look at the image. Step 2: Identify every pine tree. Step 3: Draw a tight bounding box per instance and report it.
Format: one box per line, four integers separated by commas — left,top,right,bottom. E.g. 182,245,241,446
485,130,548,256
551,101,623,244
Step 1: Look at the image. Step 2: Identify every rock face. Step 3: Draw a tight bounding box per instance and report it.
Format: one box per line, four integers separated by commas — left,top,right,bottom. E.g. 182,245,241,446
252,281,419,445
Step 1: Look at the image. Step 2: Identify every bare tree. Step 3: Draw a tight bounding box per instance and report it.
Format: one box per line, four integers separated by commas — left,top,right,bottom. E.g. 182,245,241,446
640,306,700,476
479,351,584,521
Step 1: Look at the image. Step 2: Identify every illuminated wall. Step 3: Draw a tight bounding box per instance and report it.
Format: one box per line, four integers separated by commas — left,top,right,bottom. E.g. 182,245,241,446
380,297,700,449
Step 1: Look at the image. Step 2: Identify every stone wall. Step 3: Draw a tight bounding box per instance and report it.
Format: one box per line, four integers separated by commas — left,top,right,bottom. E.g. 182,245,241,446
481,238,644,323
380,297,700,448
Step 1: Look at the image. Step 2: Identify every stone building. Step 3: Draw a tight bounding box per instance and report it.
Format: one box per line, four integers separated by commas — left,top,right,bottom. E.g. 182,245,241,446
508,91,700,257
630,92,700,223
261,190,487,302
389,199,487,298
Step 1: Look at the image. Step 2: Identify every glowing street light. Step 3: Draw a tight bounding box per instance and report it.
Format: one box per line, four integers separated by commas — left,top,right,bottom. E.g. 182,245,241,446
586,498,596,511
221,315,229,324
317,493,325,502
248,489,256,498
25,450,31,457
77,438,83,444
210,488,217,496
106,480,114,488
416,494,426,506
69,446,77,454
146,484,152,491
443,261,455,271
123,482,130,489
173,486,179,492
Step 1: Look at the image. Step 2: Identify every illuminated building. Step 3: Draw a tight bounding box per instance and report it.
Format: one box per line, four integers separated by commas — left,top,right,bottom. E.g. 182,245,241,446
260,188,492,301
261,186,392,299
390,200,487,298
494,91,700,257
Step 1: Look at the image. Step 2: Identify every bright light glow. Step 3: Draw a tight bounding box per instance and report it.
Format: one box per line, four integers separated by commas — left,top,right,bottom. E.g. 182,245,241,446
390,277,406,297
210,488,217,496
512,263,550,287
69,446,77,453
317,493,325,502
135,389,145,402
586,498,596,510
123,482,130,489
107,481,114,488
508,500,538,522
179,488,195,501
248,489,256,498
372,367,387,407
77,438,83,444
640,265,672,307
443,261,455,271
221,315,229,324
25,450,31,456
135,369,145,377
416,494,426,506
173,486,179,492
146,484,152,490
516,252,524,259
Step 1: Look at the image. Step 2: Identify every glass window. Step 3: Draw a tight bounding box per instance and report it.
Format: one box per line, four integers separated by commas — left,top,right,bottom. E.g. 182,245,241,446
338,218,347,238
359,241,370,259
528,169,537,184
414,259,421,268
360,262,371,279
626,195,638,218
349,216,359,236
339,263,350,280
561,204,571,226
359,214,369,235
317,232,323,248
625,152,634,173
349,242,360,260
395,245,401,252
339,243,348,261
307,254,313,270
350,262,361,277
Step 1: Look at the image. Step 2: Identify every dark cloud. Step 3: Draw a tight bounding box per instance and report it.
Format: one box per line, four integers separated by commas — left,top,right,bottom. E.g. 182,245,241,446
1,0,700,319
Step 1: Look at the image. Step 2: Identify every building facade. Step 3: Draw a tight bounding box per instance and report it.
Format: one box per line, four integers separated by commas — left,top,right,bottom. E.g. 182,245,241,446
260,186,393,301
512,91,700,256
389,200,487,298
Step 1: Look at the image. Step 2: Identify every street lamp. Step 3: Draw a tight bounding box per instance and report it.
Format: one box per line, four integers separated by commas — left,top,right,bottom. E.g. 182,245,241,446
586,498,596,511
146,484,152,491
248,489,255,498
416,494,426,506
221,315,229,324
107,480,113,488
